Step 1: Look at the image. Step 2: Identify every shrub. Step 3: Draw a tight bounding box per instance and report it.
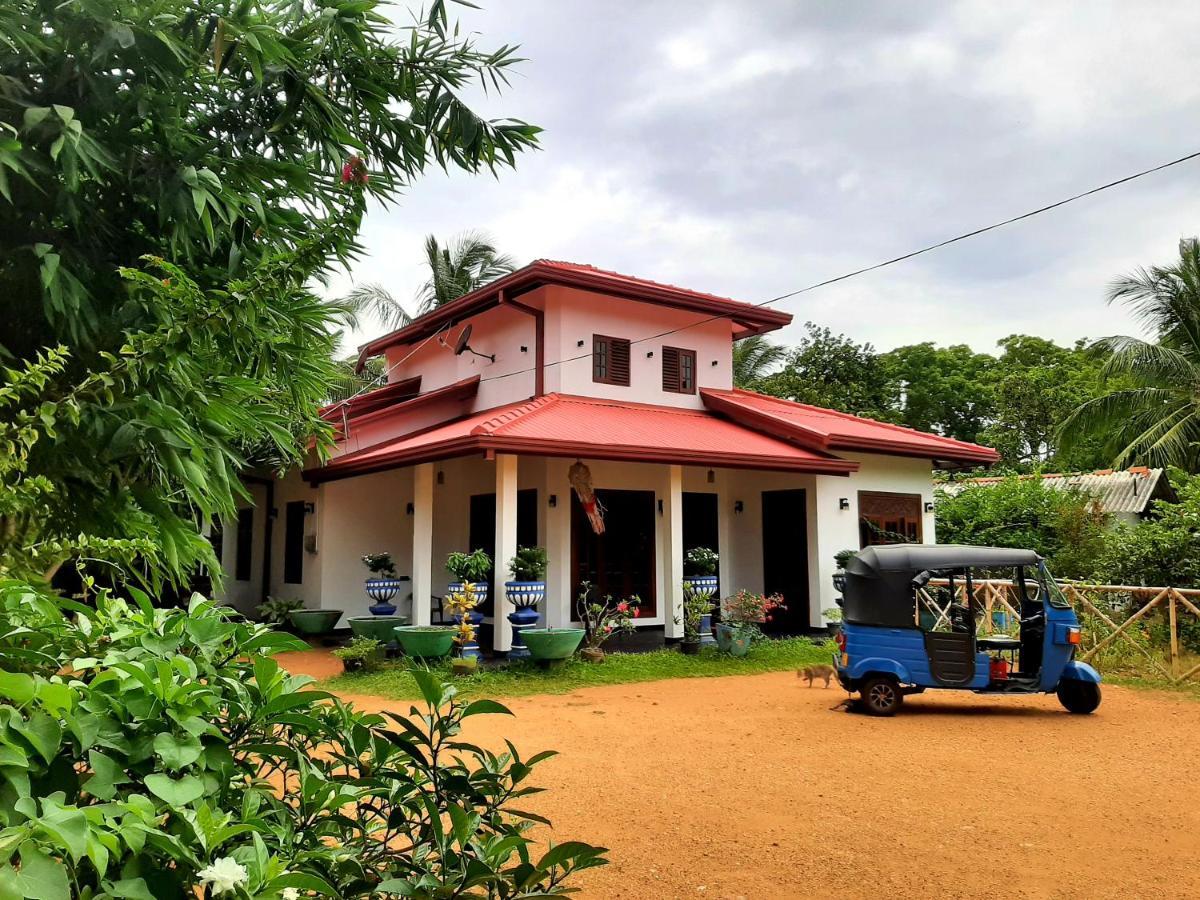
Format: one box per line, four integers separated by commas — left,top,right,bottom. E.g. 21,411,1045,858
333,636,384,672
576,583,639,651
508,546,548,582
0,580,606,898
361,552,398,578
682,586,714,642
683,547,718,577
446,549,492,583
721,589,785,639
257,595,305,626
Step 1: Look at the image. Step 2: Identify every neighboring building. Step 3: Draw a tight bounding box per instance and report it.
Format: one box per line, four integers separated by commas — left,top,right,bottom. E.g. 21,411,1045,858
216,260,998,648
936,467,1177,526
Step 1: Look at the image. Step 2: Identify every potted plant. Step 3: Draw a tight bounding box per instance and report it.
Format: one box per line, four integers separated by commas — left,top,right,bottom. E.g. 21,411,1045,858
346,612,409,649
333,636,384,673
445,581,483,660
577,583,639,663
681,585,714,655
683,547,719,645
287,606,343,637
822,605,844,639
715,589,785,657
392,624,457,659
257,596,304,631
505,546,547,659
521,627,586,666
362,552,407,616
446,549,492,607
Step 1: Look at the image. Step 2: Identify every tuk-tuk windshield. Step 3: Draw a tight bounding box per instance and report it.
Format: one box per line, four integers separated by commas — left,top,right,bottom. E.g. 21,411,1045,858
1043,570,1072,609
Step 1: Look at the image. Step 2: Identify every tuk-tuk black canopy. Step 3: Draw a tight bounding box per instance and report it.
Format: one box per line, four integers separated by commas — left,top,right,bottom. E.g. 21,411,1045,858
840,544,1042,628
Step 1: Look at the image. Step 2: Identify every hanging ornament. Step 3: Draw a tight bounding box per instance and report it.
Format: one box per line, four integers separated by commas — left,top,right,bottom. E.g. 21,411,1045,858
568,460,605,535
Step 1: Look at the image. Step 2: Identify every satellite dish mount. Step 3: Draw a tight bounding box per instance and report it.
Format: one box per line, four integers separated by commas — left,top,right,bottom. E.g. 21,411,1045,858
453,324,494,363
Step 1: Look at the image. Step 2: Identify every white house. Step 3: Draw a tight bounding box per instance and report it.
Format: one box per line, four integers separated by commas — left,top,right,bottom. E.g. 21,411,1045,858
215,260,998,649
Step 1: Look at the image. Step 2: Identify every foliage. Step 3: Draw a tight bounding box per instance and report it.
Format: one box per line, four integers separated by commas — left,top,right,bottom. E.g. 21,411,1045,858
681,587,714,642
333,636,384,672
822,606,844,623
508,546,547,582
415,232,516,317
759,323,891,419
683,546,718,577
361,552,397,578
575,583,639,651
834,549,857,569
720,589,785,638
731,336,787,390
256,595,304,627
446,549,492,584
878,342,995,443
0,581,605,898
444,582,481,653
934,476,1110,577
1062,237,1200,471
326,638,836,700
1,0,537,587
1089,471,1200,588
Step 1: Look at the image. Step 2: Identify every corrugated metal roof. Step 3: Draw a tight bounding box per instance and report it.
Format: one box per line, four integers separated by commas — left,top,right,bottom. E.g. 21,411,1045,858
937,468,1176,515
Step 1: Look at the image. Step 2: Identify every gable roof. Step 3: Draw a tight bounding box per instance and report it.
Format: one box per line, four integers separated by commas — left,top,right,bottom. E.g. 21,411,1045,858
937,467,1176,515
354,259,792,370
303,392,859,484
700,388,1000,467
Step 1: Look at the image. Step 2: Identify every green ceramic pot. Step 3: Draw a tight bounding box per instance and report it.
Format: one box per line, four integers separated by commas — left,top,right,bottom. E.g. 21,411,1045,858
522,628,585,661
393,625,457,659
288,609,342,636
347,615,409,644
714,623,751,657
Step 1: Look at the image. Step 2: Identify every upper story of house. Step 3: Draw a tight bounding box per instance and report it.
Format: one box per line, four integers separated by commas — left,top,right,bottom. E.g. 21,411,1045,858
353,260,791,414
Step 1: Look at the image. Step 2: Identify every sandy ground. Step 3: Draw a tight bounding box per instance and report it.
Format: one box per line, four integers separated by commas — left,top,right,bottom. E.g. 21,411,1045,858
279,650,1200,899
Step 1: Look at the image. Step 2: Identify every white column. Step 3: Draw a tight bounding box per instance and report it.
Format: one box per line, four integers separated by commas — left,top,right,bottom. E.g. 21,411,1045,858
716,469,733,606
544,459,573,627
411,463,434,626
813,474,858,628
663,464,685,639
493,453,519,652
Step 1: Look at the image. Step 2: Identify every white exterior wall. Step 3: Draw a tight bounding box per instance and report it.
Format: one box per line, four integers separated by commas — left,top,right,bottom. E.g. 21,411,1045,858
219,481,268,615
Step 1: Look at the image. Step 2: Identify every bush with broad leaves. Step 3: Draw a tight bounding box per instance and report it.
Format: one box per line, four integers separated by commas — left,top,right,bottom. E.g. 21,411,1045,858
0,581,606,898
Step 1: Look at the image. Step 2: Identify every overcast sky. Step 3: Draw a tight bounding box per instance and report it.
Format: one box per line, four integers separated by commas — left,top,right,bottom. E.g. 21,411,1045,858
328,0,1200,356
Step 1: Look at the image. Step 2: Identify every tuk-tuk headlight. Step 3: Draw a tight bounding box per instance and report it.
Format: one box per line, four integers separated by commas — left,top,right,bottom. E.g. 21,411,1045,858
1067,627,1081,645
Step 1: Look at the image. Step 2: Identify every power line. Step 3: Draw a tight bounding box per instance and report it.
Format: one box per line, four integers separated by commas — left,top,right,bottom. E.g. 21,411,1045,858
463,146,1200,386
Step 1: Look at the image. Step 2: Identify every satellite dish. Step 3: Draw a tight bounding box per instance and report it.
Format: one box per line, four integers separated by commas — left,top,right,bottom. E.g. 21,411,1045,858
452,323,494,363
453,324,473,356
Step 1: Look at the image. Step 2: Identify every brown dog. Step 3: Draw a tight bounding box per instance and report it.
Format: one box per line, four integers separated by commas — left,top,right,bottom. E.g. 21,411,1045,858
798,664,836,688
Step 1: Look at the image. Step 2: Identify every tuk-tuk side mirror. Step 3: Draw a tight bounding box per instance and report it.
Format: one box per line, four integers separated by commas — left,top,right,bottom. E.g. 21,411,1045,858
911,570,933,590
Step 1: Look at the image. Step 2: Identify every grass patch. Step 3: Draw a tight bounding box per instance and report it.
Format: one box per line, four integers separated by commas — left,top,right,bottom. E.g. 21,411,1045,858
1104,673,1200,699
320,637,835,700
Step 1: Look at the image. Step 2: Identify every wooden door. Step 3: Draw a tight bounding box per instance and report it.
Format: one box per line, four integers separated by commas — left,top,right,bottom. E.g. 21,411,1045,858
761,489,809,633
571,488,656,617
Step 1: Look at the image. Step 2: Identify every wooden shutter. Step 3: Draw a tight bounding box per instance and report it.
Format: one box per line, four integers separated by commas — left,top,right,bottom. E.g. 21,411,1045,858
662,346,696,393
593,335,630,386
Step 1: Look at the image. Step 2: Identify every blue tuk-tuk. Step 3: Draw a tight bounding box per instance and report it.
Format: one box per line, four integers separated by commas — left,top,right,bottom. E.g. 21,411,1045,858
833,545,1101,716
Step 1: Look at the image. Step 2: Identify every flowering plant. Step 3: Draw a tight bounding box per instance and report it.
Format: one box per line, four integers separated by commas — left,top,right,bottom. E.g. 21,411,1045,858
445,580,480,652
684,546,719,576
722,589,786,637
577,582,640,650
361,551,397,577
682,584,714,642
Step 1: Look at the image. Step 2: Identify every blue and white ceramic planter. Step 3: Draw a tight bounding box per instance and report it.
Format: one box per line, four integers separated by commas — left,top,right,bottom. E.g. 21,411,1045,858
506,605,541,659
447,581,489,607
365,578,405,616
683,575,719,646
505,580,546,609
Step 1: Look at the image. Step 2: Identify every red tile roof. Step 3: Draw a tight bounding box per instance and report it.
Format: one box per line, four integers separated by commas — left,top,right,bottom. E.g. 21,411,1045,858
303,393,859,484
701,388,999,466
354,259,792,369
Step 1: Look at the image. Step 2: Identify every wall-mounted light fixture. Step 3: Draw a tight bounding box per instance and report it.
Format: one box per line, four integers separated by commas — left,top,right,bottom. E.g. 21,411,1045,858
657,499,664,515
924,501,935,513
711,360,719,366
406,502,414,515
839,498,850,510
646,350,654,358
303,502,315,514
548,494,558,508
707,469,715,484
436,470,445,485
734,500,744,514
577,339,585,348
520,345,529,353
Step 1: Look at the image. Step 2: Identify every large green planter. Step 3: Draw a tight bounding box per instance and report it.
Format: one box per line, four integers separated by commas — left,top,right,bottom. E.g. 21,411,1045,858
394,625,457,659
347,615,409,644
522,628,585,662
288,609,342,636
714,623,752,657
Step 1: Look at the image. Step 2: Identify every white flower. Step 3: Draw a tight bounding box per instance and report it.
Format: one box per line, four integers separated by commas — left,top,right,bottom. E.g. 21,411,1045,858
197,857,248,896
281,890,300,900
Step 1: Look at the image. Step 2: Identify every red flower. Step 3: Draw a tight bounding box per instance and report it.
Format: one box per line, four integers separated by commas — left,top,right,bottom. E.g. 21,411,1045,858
631,608,639,618
616,602,628,613
341,155,369,185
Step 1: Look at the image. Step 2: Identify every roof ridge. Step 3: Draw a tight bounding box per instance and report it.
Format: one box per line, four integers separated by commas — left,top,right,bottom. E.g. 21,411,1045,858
470,393,559,436
730,388,996,452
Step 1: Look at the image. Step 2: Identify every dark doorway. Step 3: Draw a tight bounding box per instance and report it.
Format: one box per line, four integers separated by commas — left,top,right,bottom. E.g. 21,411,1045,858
761,489,810,633
467,489,538,616
571,488,656,617
682,492,719,558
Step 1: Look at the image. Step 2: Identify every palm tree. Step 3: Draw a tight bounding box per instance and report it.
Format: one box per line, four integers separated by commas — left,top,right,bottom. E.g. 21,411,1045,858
732,335,787,389
1060,237,1200,469
414,231,516,315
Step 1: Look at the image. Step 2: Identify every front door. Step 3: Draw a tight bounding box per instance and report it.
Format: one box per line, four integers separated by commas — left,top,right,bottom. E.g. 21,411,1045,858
571,488,656,617
761,489,809,633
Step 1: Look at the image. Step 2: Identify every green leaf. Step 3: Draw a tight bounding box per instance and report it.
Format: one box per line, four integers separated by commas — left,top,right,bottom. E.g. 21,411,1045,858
15,711,62,764
152,732,202,770
144,773,204,807
22,107,50,129
409,669,444,708
112,24,135,49
461,698,511,718
51,105,73,125
0,672,36,705
37,800,88,862
12,845,68,900
83,752,128,800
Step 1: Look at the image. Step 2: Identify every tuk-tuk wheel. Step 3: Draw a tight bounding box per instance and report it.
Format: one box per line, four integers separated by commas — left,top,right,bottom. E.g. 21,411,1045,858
859,676,903,717
1056,679,1101,714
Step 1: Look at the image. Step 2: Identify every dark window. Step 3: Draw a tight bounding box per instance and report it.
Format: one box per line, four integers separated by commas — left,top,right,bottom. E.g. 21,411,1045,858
858,491,923,547
283,501,306,584
467,489,539,617
662,346,696,393
235,508,254,581
593,335,631,386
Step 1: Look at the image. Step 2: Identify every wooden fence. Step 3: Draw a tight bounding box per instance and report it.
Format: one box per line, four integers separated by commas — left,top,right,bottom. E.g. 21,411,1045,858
922,579,1200,684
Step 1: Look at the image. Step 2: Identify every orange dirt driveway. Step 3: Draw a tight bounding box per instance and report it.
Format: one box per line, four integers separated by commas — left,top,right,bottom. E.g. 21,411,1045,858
309,662,1200,899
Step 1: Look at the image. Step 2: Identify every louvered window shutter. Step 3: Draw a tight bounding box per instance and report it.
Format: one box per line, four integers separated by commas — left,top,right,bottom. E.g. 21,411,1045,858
662,346,696,393
662,347,680,391
609,338,631,386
